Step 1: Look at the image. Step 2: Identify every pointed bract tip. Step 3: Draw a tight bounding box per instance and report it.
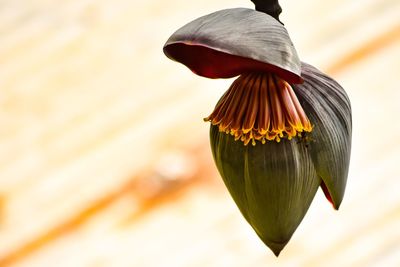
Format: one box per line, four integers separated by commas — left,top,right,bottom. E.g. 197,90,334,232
333,202,341,211
264,239,289,257
320,181,342,210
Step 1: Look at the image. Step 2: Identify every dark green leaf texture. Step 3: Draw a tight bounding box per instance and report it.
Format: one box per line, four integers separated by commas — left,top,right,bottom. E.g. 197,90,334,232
210,125,320,255
293,63,352,209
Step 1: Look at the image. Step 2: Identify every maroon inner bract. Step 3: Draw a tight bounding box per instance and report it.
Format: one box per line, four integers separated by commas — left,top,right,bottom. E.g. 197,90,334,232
164,43,302,84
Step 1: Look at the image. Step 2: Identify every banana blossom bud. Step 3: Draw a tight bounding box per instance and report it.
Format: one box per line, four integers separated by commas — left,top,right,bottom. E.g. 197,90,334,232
163,8,352,256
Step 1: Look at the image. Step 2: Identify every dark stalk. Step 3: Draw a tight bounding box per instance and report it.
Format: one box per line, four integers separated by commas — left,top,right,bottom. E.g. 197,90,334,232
251,0,283,23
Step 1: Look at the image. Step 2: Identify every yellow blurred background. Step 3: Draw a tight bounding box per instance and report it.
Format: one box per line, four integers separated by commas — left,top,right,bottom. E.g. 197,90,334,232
0,0,399,266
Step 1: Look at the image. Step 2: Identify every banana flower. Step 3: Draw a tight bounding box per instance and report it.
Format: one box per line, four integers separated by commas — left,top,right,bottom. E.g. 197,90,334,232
163,4,351,256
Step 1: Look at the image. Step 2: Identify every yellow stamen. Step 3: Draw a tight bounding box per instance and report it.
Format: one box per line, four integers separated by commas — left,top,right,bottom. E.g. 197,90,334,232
204,72,313,145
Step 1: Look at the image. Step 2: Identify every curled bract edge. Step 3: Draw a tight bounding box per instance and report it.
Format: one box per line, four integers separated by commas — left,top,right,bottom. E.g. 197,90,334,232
163,8,302,83
294,62,352,209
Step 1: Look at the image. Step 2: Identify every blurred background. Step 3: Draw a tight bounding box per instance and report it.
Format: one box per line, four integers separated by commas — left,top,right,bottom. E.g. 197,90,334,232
0,0,399,266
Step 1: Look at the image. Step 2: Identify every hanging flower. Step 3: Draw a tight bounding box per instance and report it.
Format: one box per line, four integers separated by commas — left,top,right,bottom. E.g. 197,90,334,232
163,5,351,256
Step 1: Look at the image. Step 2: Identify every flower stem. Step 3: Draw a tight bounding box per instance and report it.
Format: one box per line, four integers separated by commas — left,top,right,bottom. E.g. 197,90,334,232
250,0,283,23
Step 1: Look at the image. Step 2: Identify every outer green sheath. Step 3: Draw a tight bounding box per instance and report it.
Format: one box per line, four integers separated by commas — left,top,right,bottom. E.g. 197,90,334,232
293,62,352,209
210,125,320,256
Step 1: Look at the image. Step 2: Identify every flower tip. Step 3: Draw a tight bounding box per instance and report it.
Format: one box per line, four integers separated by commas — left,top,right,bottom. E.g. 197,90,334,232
331,198,342,210
320,180,342,210
263,239,289,257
